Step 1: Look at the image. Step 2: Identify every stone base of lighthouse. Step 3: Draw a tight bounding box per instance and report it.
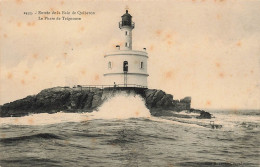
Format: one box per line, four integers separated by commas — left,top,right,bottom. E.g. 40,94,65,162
104,73,148,87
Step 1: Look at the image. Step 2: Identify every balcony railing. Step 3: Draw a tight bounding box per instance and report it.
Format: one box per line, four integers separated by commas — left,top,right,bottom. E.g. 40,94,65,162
119,21,135,29
74,84,147,90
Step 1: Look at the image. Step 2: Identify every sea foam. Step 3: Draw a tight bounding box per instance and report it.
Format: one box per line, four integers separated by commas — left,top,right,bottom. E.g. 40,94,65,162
0,93,151,126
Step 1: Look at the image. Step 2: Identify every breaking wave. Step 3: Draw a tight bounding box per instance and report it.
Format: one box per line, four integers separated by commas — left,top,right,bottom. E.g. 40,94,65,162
90,93,151,119
0,133,62,144
0,93,151,126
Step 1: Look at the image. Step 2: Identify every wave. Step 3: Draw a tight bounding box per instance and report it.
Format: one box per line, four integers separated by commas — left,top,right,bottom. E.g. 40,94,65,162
0,93,150,126
240,122,259,129
209,109,260,116
149,116,205,129
209,111,260,131
176,161,249,167
89,93,151,119
0,112,89,126
0,133,62,143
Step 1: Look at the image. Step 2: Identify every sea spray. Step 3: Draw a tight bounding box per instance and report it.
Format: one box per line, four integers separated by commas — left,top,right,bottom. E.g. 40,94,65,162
90,93,151,119
0,112,89,126
0,93,151,126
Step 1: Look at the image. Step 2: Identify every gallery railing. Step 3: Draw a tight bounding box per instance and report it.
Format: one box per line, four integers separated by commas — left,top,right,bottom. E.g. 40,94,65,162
73,84,147,90
119,21,135,29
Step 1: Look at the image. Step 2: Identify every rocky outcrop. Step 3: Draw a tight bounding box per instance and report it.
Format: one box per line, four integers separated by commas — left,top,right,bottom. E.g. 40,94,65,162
0,87,102,117
0,86,210,118
144,89,191,111
190,108,212,119
144,89,174,109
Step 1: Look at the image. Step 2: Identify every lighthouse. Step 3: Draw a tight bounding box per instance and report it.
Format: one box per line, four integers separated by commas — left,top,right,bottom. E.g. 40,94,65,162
104,10,149,88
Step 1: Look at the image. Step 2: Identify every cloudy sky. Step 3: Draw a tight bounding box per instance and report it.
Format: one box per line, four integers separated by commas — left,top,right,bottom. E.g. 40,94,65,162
0,0,259,110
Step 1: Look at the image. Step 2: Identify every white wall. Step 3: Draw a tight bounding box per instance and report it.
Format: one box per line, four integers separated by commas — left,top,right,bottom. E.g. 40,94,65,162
104,50,148,87
120,27,133,50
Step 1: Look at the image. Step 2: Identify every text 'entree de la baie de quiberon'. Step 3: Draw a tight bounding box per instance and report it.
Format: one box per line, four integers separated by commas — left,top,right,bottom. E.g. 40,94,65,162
37,10,95,15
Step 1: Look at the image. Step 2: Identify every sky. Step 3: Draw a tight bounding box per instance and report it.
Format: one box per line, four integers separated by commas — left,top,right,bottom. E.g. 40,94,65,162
0,0,259,110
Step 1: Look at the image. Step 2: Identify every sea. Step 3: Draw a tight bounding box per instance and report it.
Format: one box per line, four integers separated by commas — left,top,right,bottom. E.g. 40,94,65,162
0,94,259,167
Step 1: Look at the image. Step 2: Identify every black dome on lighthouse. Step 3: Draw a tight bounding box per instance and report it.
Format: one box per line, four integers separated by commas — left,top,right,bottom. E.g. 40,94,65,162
121,10,132,27
121,10,132,18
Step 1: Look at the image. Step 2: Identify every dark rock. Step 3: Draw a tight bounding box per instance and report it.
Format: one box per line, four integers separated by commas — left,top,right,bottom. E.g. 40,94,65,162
150,109,174,117
91,90,103,109
0,87,102,117
189,108,212,119
0,86,208,118
197,111,212,119
144,89,157,108
144,89,176,110
180,97,191,103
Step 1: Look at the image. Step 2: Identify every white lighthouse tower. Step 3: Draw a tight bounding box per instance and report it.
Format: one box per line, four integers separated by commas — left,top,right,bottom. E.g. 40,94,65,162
104,10,149,87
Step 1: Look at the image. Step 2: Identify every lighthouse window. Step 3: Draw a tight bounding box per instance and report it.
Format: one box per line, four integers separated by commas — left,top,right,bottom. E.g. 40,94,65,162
123,61,128,72
125,31,127,35
125,42,128,47
108,62,112,69
140,62,144,69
